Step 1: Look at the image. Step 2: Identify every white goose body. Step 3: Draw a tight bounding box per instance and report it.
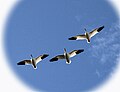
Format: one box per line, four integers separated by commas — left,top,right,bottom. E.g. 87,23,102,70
50,48,84,64
64,48,72,64
69,26,104,43
85,32,90,43
17,54,49,69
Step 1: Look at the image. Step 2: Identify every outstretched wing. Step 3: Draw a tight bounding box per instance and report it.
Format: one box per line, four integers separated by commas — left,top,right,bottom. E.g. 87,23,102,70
50,55,65,62
69,34,86,40
35,54,49,64
69,49,84,58
89,26,104,38
17,60,31,65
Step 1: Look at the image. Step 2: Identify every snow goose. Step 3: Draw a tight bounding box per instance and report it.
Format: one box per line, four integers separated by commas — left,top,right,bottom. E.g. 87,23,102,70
50,48,84,64
69,26,104,43
17,54,49,69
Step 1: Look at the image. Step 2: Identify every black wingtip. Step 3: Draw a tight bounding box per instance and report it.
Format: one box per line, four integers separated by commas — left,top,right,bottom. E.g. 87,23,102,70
41,54,49,59
97,26,104,32
76,49,84,54
17,61,25,65
44,54,49,57
68,37,77,40
50,58,58,62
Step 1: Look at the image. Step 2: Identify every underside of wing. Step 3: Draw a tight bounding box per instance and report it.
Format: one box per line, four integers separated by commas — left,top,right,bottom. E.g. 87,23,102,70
69,34,86,40
69,49,84,58
35,54,49,64
89,26,104,38
50,55,65,62
17,60,31,65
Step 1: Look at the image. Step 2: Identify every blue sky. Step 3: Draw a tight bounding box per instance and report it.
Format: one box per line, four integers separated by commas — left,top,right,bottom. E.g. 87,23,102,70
5,0,120,92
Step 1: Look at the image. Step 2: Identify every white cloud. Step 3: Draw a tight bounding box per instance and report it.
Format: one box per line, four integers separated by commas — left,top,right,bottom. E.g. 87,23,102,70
91,21,120,91
90,22,120,65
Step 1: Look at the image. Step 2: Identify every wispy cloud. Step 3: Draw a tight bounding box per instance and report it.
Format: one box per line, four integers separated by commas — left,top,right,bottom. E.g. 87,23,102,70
116,53,120,64
87,22,120,81
95,69,101,78
89,22,120,66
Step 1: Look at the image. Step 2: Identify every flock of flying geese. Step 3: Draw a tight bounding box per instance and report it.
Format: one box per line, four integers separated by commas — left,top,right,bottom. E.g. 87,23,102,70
17,26,104,69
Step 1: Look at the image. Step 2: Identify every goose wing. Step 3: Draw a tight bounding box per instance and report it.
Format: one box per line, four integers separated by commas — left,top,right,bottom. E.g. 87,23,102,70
89,26,104,38
69,34,86,40
17,60,31,65
35,54,49,64
69,49,84,58
50,55,65,62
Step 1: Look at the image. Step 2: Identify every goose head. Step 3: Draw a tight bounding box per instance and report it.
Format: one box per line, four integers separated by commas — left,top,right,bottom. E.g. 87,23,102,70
84,28,88,35
84,28,87,33
64,48,67,54
30,54,33,59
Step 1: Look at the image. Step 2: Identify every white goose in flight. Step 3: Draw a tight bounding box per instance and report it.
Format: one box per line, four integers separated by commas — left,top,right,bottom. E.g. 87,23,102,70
17,54,49,69
50,48,84,64
69,26,104,43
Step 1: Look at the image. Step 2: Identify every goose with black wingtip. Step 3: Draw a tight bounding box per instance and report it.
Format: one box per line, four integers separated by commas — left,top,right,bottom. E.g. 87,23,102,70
17,54,49,69
69,26,104,43
50,48,84,64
